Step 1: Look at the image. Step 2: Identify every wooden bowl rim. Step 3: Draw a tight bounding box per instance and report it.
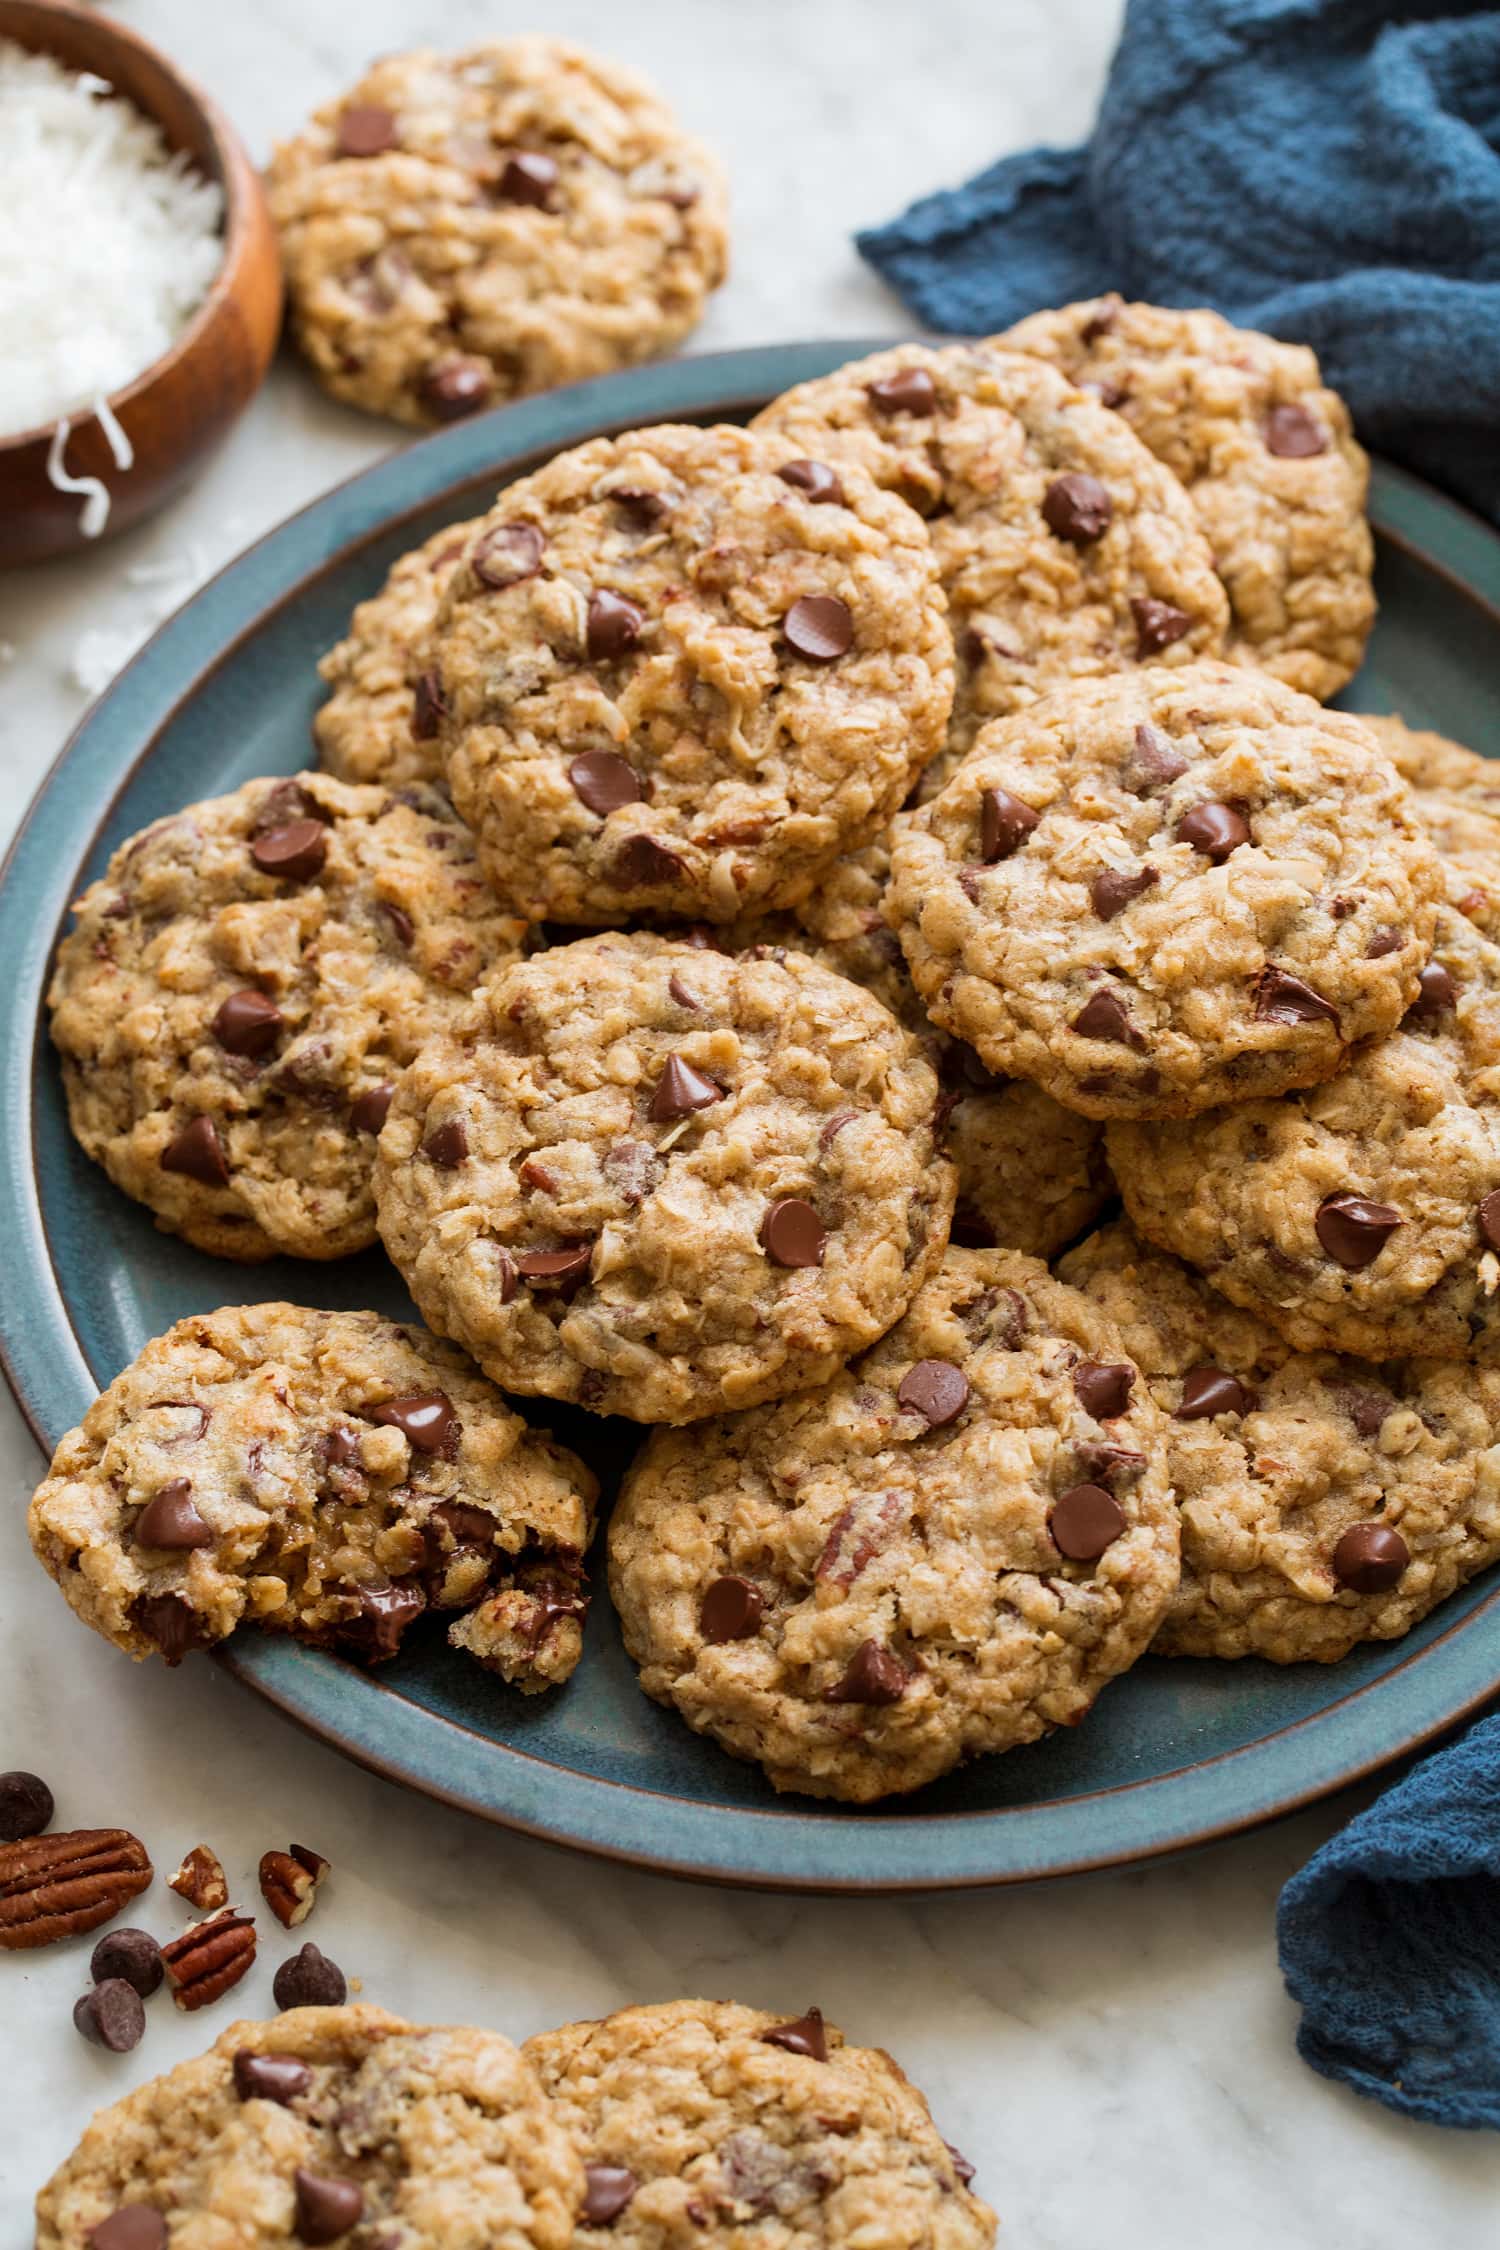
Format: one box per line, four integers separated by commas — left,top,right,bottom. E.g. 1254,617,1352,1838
0,0,270,455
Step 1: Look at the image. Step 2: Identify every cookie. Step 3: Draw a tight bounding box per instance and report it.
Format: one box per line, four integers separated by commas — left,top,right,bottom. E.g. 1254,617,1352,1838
428,422,953,923
265,38,727,427
886,664,1442,1120
1059,1220,1500,1661
1365,713,1500,929
48,772,526,1261
374,933,955,1425
35,2005,582,2249
753,340,1228,767
610,1247,1177,1799
524,1998,994,2247
1003,297,1374,700
28,1303,596,1677
315,520,483,788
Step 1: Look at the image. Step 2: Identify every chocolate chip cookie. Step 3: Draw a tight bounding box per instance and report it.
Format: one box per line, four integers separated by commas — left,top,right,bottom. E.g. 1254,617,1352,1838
35,2005,583,2249
374,933,955,1425
525,1998,995,2246
1003,297,1374,701
28,1303,595,1677
610,1247,1176,1799
428,422,953,923
315,520,483,788
886,664,1442,1119
47,773,525,1261
1365,713,1500,930
1060,1220,1500,1661
753,340,1228,766
266,38,728,427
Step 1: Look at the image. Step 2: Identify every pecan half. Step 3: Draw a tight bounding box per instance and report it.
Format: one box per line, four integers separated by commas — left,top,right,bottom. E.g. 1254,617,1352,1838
161,1908,256,2009
0,1827,152,1951
169,1844,228,1912
259,1844,328,1929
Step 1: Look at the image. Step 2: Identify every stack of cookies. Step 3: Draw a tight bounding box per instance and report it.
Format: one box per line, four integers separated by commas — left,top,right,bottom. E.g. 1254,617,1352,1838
34,286,1500,1809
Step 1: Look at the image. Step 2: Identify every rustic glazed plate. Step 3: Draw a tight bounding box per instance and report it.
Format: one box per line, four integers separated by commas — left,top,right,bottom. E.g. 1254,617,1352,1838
4,344,1499,1891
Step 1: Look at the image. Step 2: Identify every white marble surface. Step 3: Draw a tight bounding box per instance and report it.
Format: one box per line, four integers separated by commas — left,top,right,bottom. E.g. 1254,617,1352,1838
3,1,1498,2240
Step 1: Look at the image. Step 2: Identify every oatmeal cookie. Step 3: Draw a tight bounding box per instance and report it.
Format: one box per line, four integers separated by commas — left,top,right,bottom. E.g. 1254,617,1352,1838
374,933,954,1424
1003,297,1374,700
27,1304,595,1676
315,520,483,788
1365,713,1500,929
1060,1221,1500,1661
35,2006,582,2249
524,1998,994,2247
609,1247,1177,1799
886,664,1442,1119
266,38,727,427
48,772,525,1261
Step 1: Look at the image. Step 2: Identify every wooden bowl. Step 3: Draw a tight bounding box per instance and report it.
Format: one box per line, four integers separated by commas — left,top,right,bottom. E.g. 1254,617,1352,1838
0,0,283,566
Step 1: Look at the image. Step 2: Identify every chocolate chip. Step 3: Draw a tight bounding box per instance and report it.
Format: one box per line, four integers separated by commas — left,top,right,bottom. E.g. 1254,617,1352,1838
337,104,397,157
252,819,328,882
496,150,558,207
1049,1483,1127,1561
74,1979,145,2053
0,1770,53,1842
761,2007,827,2060
421,356,491,421
1073,1441,1147,1488
1337,1386,1391,1440
980,787,1040,862
1125,722,1188,791
1332,1522,1409,1593
135,1592,202,1664
1131,597,1193,657
1072,1361,1134,1418
820,1108,858,1150
865,367,937,415
474,521,544,589
583,2167,638,2225
777,458,844,504
294,2169,364,2245
945,2142,978,2189
134,1480,212,1551
1042,473,1112,544
825,1639,907,1706
1253,967,1340,1028
648,1053,723,1121
1265,404,1328,458
1177,802,1249,861
1176,1367,1256,1420
422,1121,468,1167
350,1083,394,1135
212,989,282,1057
1316,1194,1403,1269
233,2052,313,2104
587,589,645,659
274,1943,347,2010
1090,865,1158,920
611,487,668,527
90,1928,162,1996
784,593,854,662
347,1579,425,1661
1365,928,1403,959
897,1360,970,1426
370,1391,459,1457
161,1115,229,1187
699,1575,764,1642
1480,1190,1500,1251
1070,988,1145,1048
1406,963,1457,1022
761,1197,826,1267
88,2212,165,2250
609,834,686,888
667,972,701,1009
516,1244,594,1288
569,749,642,816
379,901,414,948
412,669,447,740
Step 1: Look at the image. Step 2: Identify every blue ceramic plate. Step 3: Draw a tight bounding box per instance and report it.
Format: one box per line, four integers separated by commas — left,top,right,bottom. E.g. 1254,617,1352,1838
4,345,1499,1892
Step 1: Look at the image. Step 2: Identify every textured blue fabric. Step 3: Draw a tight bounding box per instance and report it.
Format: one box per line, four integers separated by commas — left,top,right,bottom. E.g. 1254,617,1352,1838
1277,1713,1500,2128
856,0,1500,523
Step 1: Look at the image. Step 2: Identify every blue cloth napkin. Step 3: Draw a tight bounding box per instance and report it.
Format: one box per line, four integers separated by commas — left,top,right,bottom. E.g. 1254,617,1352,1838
856,0,1500,524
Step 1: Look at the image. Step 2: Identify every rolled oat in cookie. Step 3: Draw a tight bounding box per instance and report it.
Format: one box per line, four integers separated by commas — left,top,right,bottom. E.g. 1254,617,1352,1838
47,771,526,1262
1364,713,1500,933
886,662,1442,1120
266,37,727,427
1002,296,1374,701
609,1247,1177,1800
524,1997,995,2248
315,518,484,789
27,1304,595,1679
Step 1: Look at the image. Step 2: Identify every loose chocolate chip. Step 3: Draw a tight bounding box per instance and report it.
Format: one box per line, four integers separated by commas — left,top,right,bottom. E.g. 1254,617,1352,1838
516,1244,594,1288
1090,865,1158,920
337,103,397,157
761,2007,828,2060
1265,404,1328,458
1049,1483,1127,1561
87,2210,166,2250
865,367,937,415
233,2052,313,2104
777,458,844,505
350,1082,394,1135
294,2169,365,2245
647,1053,723,1122
569,749,642,816
91,1928,162,1996
474,521,544,589
980,787,1040,863
825,1638,907,1705
587,589,645,659
699,1575,764,1643
0,1770,53,1841
897,1360,970,1427
1176,1367,1256,1420
1070,988,1145,1048
1126,721,1188,791
609,834,686,888
1253,967,1340,1028
784,593,854,662
1177,802,1250,861
420,357,491,421
161,1115,230,1187
135,1480,213,1551
1406,962,1457,1022
583,2166,638,2225
213,989,282,1058
1072,1361,1134,1418
412,669,447,741
274,1942,347,2011
1365,928,1404,959
1042,472,1112,544
422,1121,468,1168
1316,1193,1403,1269
1131,596,1193,657
1480,1190,1500,1251
611,487,669,527
761,1197,826,1267
252,819,328,882
135,1592,202,1664
1332,1522,1410,1594
74,1979,146,2053
496,150,559,206
370,1392,459,1458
